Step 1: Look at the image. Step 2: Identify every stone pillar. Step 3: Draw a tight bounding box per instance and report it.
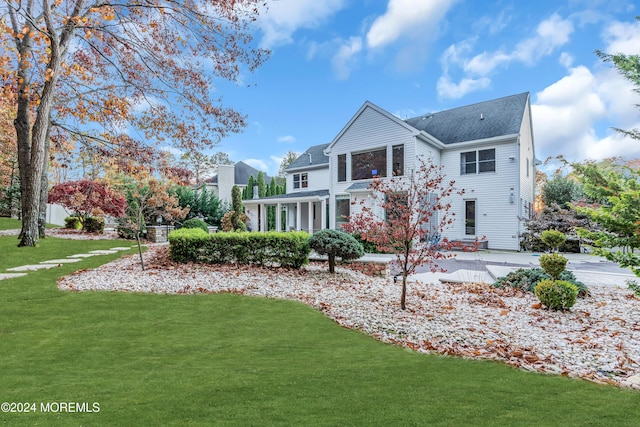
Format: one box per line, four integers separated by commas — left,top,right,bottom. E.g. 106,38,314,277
146,225,175,243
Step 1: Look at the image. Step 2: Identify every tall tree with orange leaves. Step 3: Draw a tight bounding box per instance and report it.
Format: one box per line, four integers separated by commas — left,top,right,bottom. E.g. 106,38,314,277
0,1,268,246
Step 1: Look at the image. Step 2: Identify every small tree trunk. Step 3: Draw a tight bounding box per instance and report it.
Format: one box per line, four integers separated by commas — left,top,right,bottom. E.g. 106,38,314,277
136,232,145,271
329,254,335,274
400,275,407,310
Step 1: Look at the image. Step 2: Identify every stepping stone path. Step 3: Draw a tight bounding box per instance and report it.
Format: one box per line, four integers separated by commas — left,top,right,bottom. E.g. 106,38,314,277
1,246,134,281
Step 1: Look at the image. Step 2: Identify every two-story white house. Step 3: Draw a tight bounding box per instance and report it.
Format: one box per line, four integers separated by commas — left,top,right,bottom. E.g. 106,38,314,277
245,92,535,251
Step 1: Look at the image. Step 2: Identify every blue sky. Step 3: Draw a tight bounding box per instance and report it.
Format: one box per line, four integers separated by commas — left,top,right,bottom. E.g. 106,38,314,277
200,0,640,176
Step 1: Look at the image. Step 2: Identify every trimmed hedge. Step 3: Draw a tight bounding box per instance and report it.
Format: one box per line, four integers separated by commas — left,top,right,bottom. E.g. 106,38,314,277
169,229,310,269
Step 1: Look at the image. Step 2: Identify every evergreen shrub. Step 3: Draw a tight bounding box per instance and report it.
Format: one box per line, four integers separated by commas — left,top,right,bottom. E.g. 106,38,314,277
64,216,82,230
84,216,105,233
182,218,210,234
493,268,589,297
534,279,578,310
539,253,568,280
169,229,310,268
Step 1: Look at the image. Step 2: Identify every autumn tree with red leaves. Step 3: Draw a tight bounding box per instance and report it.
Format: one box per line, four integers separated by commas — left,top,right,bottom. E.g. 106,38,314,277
0,0,268,246
344,159,462,310
48,179,126,229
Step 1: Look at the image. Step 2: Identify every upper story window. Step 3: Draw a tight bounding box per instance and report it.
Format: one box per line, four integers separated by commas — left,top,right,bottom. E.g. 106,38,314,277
392,145,404,176
293,173,308,189
351,148,387,180
337,154,346,182
461,149,495,175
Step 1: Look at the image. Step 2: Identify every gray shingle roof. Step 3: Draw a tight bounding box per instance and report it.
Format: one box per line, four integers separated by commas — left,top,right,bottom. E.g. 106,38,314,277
346,182,372,191
286,143,330,170
206,161,272,185
405,92,529,144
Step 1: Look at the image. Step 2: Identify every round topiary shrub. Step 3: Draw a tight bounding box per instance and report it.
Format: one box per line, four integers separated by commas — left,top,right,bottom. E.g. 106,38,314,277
539,253,568,280
182,218,210,234
64,216,82,230
541,229,567,252
309,229,364,273
84,216,105,233
534,279,578,310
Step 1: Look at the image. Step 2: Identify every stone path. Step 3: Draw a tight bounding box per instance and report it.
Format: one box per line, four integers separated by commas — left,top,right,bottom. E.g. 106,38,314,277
1,246,134,281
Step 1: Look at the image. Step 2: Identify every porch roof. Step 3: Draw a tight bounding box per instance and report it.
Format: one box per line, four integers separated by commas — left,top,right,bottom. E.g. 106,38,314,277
245,189,329,204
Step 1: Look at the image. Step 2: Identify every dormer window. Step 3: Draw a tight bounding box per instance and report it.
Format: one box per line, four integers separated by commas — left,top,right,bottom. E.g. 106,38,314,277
293,173,308,189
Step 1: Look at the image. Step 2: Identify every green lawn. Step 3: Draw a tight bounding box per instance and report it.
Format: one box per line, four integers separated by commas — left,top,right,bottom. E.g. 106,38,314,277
0,216,59,230
0,235,638,426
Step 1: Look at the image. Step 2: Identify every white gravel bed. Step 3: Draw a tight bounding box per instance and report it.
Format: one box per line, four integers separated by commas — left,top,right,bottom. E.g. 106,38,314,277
58,246,640,389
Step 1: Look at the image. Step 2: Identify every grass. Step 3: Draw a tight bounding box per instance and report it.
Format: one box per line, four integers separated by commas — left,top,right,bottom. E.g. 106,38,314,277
0,235,639,426
0,216,58,230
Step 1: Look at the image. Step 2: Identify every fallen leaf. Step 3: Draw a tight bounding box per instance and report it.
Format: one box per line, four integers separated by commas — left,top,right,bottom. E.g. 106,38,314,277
531,302,542,309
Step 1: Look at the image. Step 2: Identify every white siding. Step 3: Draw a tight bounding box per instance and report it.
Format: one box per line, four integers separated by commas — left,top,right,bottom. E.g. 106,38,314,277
440,139,521,251
518,100,535,222
286,166,329,193
327,105,417,228
415,139,441,166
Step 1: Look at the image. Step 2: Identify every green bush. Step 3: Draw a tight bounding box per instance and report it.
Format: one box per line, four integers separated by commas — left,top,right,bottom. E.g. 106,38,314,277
534,279,578,310
182,218,210,234
169,230,310,269
64,216,82,230
540,229,567,251
493,267,588,297
84,216,105,233
539,253,568,280
309,229,364,273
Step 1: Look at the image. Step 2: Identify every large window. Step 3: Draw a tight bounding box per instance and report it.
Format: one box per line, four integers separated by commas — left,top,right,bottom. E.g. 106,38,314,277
337,154,346,182
293,173,308,189
351,148,387,180
461,149,495,174
335,195,350,228
392,145,404,176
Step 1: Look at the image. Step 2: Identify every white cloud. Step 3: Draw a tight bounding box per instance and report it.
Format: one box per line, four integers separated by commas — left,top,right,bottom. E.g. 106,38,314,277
277,135,296,143
559,52,574,68
243,158,269,173
258,0,346,48
436,75,491,99
331,36,363,80
438,13,575,99
602,18,640,55
366,0,457,49
532,65,640,162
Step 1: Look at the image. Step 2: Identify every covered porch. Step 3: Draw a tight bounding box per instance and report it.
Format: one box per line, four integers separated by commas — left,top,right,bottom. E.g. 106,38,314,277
244,190,330,234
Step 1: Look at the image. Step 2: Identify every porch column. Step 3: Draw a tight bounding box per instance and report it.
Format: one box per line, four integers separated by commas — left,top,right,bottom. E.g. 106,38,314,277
321,198,327,231
296,202,301,231
307,201,313,235
260,204,267,232
276,202,282,232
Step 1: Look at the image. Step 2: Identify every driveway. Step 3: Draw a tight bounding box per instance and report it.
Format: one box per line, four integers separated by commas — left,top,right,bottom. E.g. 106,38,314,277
406,250,637,287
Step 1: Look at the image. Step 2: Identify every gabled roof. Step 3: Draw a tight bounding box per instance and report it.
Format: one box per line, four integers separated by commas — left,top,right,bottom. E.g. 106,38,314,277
325,101,421,153
204,161,272,186
286,143,330,171
406,92,529,144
